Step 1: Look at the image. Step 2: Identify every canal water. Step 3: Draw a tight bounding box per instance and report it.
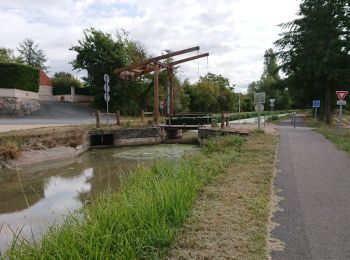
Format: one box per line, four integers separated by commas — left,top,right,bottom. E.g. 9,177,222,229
0,144,200,253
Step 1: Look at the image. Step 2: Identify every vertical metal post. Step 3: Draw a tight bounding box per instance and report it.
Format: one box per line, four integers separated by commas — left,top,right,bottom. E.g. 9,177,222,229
96,110,101,128
106,100,109,125
238,93,241,125
338,104,343,129
271,105,273,122
293,112,296,128
315,107,318,126
258,109,261,129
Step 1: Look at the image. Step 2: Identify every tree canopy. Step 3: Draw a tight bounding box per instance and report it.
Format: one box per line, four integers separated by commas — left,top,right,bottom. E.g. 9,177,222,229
275,0,350,122
247,49,290,110
0,48,19,63
51,72,83,89
17,38,48,71
70,28,151,115
184,72,236,112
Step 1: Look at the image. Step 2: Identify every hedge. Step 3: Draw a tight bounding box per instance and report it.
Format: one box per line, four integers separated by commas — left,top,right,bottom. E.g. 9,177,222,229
0,62,40,92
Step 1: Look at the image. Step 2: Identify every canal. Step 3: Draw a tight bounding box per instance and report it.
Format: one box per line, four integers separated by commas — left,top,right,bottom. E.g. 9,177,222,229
0,144,200,253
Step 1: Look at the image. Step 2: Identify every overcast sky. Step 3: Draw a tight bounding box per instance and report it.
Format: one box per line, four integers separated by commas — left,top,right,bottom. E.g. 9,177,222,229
0,0,300,92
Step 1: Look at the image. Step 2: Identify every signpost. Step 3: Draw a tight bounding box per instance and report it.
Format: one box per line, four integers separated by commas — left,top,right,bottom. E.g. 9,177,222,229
238,93,241,125
254,92,265,129
312,100,320,125
104,74,110,125
269,99,275,122
336,91,348,129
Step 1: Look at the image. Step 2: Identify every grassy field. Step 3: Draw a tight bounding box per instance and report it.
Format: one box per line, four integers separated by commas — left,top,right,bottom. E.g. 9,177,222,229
6,135,245,259
168,132,278,259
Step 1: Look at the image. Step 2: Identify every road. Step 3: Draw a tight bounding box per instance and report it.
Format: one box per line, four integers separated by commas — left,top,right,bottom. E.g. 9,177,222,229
271,115,350,259
0,101,97,128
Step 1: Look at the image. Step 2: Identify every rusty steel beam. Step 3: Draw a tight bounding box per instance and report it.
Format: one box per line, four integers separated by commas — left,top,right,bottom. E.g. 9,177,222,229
114,46,200,74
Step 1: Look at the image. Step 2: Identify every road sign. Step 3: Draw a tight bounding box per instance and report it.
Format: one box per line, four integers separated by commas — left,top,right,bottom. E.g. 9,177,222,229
337,100,346,106
336,91,348,101
254,92,266,104
104,74,110,83
104,93,110,102
269,99,275,105
104,84,110,93
312,100,320,108
255,104,264,112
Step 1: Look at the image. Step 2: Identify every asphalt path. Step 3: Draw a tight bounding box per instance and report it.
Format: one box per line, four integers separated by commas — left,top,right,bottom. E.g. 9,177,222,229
0,101,96,125
271,115,350,259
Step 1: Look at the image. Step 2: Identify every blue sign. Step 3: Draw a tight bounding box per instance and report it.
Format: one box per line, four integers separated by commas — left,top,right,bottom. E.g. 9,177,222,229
312,100,321,108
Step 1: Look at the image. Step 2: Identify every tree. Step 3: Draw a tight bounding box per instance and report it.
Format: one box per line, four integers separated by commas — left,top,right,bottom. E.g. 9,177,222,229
185,73,236,112
275,0,350,122
17,38,48,71
248,49,290,110
0,47,19,63
70,28,149,115
51,72,83,89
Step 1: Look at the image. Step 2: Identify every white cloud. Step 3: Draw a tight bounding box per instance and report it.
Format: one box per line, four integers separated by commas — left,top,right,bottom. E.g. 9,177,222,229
0,0,300,91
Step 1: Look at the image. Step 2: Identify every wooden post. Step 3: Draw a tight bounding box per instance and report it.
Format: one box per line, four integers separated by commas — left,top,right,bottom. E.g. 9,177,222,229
168,66,174,117
153,63,159,125
225,114,229,127
96,110,101,128
141,110,144,122
116,110,121,126
221,112,224,129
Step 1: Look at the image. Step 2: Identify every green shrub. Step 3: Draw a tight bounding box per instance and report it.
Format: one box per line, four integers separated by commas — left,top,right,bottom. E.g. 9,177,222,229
0,62,39,92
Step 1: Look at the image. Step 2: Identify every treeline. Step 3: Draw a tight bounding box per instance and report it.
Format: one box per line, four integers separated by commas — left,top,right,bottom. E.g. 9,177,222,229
273,0,350,122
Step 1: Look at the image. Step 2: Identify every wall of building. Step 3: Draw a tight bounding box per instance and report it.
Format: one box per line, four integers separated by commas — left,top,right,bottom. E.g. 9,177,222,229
38,86,53,101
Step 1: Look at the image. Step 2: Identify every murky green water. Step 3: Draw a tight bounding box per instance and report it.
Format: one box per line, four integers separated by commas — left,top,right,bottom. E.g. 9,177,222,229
0,144,200,253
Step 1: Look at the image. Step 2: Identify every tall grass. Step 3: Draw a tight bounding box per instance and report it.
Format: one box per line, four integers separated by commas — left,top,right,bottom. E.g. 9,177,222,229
7,135,243,259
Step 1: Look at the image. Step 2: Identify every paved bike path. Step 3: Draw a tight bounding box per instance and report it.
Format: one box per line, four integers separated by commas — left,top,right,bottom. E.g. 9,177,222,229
271,121,350,259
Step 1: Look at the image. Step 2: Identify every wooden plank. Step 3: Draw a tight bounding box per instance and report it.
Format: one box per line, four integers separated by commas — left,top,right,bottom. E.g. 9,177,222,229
153,63,159,125
114,46,200,74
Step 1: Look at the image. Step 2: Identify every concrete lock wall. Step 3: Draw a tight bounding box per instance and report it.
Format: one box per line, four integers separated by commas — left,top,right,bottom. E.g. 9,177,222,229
89,127,162,147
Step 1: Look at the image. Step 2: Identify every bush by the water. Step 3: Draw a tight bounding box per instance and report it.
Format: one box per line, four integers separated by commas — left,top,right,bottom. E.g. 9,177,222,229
7,135,243,259
0,63,40,92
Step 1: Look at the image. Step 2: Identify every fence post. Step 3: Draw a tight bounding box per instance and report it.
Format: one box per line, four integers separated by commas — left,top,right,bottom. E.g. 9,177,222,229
141,110,144,123
116,110,121,126
221,112,225,129
96,110,101,128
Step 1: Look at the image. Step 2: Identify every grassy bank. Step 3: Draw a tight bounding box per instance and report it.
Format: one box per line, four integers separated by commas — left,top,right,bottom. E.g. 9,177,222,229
304,113,350,155
315,128,350,154
0,127,87,160
6,135,243,259
168,132,277,259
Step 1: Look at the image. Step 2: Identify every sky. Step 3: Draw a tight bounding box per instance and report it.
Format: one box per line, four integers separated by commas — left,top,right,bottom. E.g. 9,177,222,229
0,0,300,92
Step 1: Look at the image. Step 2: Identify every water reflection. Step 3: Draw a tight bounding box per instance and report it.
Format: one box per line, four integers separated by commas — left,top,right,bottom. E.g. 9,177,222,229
0,144,200,253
